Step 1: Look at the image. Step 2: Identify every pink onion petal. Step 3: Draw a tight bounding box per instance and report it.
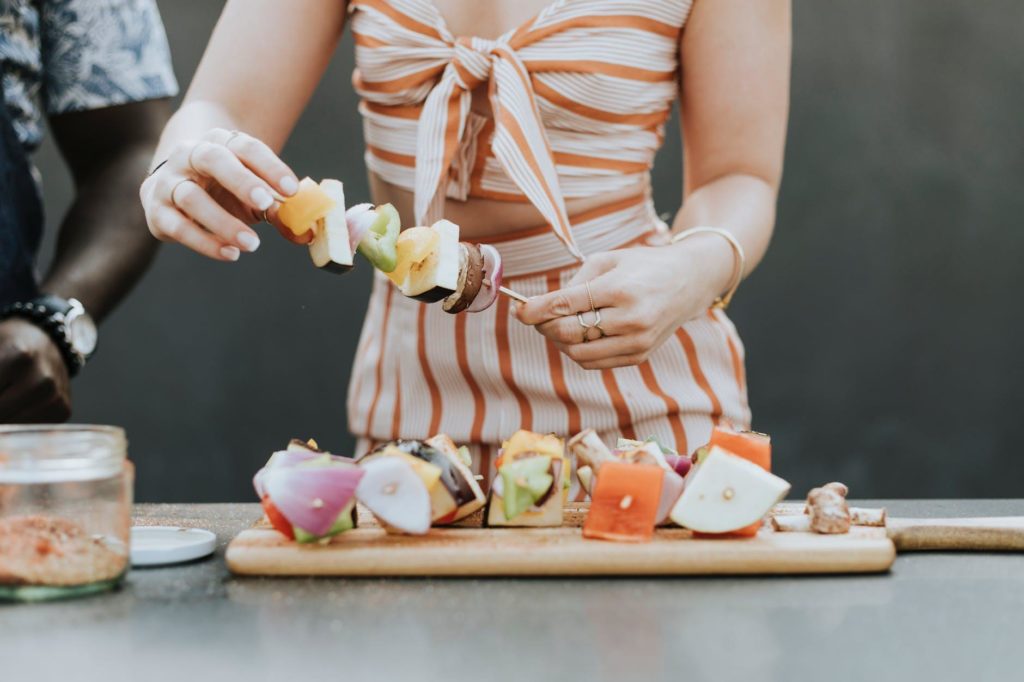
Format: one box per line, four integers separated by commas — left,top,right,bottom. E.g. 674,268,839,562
467,244,502,313
346,203,376,252
664,453,692,478
655,470,686,524
253,449,321,498
253,469,268,499
264,465,364,537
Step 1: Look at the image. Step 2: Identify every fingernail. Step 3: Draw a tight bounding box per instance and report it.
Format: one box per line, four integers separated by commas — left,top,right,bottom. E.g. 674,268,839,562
280,176,299,196
251,187,274,211
220,245,241,261
237,232,261,252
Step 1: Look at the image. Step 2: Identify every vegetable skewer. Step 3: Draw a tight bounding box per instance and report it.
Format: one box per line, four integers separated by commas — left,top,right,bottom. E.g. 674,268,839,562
277,177,521,313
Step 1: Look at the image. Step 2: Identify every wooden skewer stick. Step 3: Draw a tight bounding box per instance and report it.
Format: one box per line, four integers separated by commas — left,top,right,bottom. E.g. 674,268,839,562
483,278,530,304
499,286,530,304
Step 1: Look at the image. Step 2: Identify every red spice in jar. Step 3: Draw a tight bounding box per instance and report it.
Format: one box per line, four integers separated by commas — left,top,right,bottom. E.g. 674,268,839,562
0,516,127,587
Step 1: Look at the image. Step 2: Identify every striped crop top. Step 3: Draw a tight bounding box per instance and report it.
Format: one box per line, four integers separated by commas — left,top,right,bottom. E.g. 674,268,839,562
349,0,693,259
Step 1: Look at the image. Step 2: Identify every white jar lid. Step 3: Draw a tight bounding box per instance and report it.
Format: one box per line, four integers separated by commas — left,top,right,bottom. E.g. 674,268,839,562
130,526,217,567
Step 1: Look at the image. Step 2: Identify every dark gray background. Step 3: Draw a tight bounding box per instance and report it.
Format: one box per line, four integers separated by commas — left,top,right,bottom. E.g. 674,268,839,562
32,0,1024,502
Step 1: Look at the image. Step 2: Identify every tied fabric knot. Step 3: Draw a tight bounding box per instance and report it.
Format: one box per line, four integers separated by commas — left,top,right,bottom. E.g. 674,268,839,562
413,34,583,261
451,36,494,91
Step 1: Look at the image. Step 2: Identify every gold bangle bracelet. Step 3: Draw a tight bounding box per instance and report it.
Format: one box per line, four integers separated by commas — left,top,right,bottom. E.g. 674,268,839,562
670,226,746,310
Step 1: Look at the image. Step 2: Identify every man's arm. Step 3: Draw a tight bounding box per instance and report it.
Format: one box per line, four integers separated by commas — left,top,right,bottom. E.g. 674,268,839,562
43,99,171,318
0,99,170,423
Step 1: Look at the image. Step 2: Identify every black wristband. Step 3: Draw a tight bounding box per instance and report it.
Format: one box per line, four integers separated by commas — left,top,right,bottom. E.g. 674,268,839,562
0,298,82,377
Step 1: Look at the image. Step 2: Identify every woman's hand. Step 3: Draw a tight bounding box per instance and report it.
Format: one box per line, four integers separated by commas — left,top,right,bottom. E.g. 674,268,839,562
515,239,734,370
140,128,307,262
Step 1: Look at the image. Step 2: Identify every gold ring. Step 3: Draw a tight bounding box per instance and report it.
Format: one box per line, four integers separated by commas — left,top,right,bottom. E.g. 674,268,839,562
170,178,195,210
574,280,602,327
261,208,270,224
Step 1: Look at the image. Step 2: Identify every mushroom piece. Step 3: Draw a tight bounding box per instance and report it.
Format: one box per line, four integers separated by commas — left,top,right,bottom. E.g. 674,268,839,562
771,514,812,532
850,506,887,527
806,482,851,534
567,429,616,472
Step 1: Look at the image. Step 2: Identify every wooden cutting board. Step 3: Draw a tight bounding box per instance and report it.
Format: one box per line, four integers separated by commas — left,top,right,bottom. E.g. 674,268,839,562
226,505,896,577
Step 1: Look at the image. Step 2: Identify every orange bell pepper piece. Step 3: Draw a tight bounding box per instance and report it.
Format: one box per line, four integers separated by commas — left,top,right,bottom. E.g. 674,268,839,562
583,461,664,542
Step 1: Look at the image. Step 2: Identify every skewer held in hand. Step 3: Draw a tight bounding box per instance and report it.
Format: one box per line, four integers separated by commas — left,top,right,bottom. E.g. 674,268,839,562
483,278,530,304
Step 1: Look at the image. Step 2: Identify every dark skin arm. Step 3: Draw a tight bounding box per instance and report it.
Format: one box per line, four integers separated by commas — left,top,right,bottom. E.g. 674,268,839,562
0,99,170,423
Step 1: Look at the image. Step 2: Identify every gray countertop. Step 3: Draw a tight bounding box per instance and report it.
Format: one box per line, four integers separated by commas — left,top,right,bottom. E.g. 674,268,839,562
3,500,1023,682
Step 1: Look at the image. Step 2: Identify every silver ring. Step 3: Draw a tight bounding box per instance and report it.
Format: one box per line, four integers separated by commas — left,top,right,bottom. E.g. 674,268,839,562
170,178,195,210
576,308,602,328
261,208,271,224
224,129,242,148
575,280,602,327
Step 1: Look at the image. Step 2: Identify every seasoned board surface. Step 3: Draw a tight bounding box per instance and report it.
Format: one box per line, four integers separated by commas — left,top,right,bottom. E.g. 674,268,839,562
226,505,896,577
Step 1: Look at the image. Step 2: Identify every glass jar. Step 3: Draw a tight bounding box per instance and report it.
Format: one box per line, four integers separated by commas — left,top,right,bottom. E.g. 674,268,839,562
0,425,133,602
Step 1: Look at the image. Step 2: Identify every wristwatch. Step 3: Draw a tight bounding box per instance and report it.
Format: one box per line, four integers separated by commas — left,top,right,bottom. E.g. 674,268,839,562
0,295,98,376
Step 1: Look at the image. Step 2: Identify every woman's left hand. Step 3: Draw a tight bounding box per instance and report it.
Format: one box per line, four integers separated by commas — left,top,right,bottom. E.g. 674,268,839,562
515,241,731,370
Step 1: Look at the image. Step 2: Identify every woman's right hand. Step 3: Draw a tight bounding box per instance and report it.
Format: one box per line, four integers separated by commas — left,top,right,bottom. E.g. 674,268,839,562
140,128,308,261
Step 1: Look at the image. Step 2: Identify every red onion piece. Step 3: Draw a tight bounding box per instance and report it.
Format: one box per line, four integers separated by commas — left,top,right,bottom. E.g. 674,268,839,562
467,244,503,313
346,203,376,252
253,449,321,499
263,465,364,537
664,453,692,478
655,470,686,524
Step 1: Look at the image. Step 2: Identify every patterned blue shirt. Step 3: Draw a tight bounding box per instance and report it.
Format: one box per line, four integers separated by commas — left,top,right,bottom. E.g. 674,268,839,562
0,0,178,152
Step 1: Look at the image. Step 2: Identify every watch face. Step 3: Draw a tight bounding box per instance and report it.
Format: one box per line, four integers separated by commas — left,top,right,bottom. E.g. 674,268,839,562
68,312,98,357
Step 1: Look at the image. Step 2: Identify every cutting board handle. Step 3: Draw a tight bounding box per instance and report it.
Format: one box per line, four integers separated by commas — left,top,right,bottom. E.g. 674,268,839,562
887,517,1024,551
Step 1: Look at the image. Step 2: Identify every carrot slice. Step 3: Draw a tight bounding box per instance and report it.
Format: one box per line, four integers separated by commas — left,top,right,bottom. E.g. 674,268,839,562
583,460,663,542
694,427,773,538
711,426,771,470
278,177,336,236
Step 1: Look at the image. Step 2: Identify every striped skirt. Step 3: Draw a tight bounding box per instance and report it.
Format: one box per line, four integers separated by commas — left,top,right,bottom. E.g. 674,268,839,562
348,194,751,491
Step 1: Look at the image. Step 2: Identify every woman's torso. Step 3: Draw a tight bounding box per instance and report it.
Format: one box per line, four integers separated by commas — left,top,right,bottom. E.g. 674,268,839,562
352,0,690,242
369,174,643,240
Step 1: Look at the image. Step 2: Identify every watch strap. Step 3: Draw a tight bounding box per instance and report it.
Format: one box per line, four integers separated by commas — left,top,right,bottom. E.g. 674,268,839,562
0,297,83,376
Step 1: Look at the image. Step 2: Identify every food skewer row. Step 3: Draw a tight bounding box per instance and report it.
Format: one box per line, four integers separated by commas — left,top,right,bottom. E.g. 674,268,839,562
253,425,794,544
252,435,487,541
276,177,528,312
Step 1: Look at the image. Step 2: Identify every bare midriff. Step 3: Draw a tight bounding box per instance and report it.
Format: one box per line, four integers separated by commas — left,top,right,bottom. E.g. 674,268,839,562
369,173,647,240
